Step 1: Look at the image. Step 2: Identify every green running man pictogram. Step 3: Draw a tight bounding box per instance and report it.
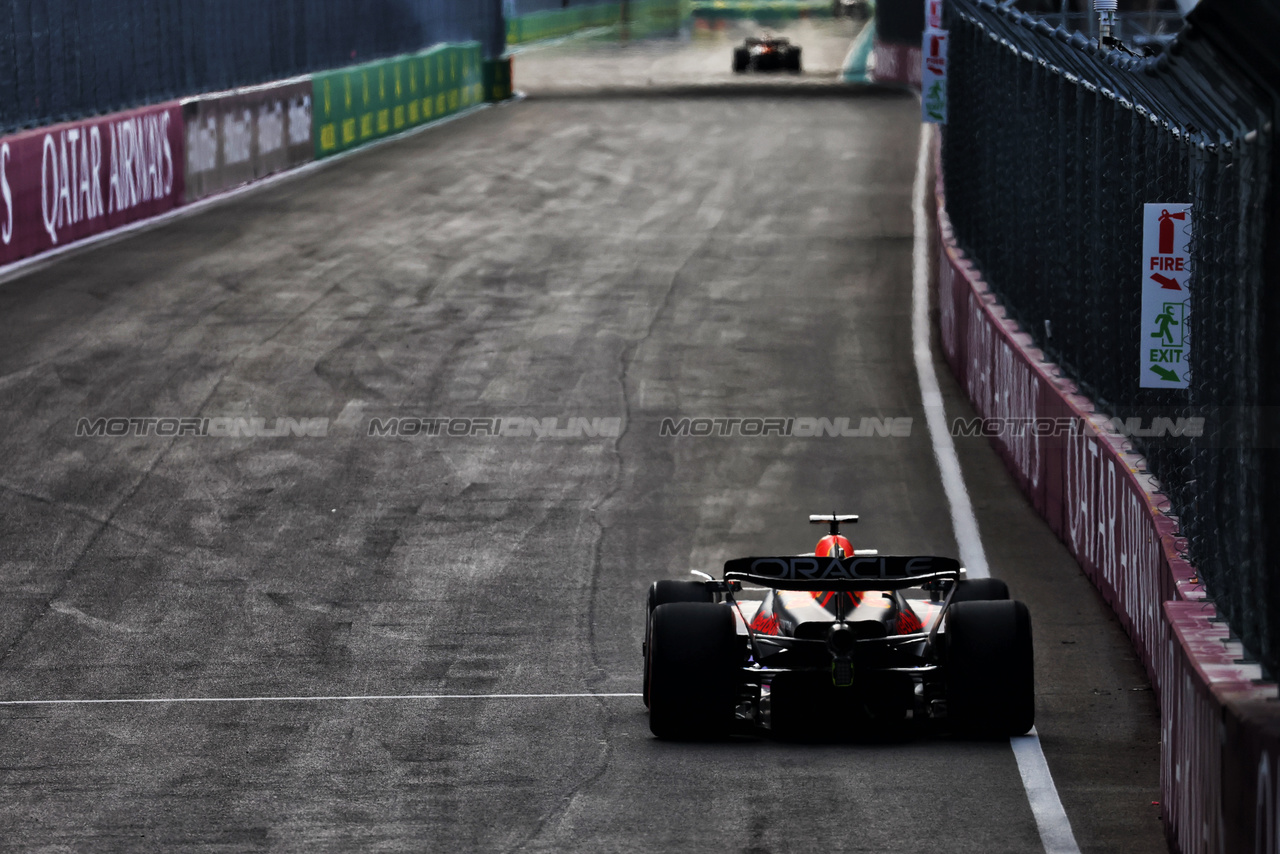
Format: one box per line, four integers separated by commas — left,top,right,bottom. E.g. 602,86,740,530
1151,306,1180,345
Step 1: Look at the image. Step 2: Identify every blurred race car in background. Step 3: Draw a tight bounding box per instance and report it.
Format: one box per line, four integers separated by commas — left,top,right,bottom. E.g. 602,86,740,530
642,514,1035,739
733,36,803,73
833,0,873,17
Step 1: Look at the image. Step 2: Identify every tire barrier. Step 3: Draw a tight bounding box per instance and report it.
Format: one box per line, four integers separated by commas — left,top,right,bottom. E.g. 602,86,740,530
0,102,185,268
312,43,486,160
183,81,313,203
932,140,1279,854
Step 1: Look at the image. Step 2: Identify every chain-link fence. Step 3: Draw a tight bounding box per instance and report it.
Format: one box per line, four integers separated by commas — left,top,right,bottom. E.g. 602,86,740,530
941,0,1280,673
0,0,505,135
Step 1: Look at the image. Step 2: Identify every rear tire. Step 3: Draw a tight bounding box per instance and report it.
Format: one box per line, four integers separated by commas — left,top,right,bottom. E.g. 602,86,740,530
951,578,1010,603
733,48,749,73
648,603,739,739
643,581,714,707
945,600,1035,737
788,48,803,73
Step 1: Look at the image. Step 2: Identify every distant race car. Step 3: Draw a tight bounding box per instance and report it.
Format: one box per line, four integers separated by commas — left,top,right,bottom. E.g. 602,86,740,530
832,0,872,18
733,36,802,73
642,514,1034,739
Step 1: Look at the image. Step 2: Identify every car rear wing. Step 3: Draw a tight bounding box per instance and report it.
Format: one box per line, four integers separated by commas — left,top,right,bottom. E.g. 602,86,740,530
722,554,962,592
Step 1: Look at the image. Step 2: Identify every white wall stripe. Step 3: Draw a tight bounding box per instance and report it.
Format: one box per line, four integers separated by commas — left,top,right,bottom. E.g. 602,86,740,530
912,123,1081,854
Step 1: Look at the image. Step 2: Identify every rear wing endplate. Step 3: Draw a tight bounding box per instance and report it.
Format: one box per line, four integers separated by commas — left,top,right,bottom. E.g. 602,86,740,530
723,554,962,591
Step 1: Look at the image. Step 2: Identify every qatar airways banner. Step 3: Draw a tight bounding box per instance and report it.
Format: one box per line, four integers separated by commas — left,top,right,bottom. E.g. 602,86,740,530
932,141,1280,853
936,191,1185,683
0,102,184,267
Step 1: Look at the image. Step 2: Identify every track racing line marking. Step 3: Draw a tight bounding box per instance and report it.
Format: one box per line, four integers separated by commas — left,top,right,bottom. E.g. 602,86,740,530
912,123,1081,854
0,693,643,706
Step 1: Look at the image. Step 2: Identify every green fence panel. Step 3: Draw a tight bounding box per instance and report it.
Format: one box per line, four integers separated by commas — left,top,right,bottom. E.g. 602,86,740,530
312,40,488,161
313,71,344,158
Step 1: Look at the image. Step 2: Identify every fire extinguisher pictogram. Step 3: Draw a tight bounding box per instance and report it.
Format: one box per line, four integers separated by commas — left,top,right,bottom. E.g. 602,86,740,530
1158,208,1186,255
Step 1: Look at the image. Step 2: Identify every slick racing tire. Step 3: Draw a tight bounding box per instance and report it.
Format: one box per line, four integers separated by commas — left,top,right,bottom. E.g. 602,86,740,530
787,48,803,73
733,47,749,73
643,581,714,707
945,600,1035,737
950,578,1010,603
648,603,739,739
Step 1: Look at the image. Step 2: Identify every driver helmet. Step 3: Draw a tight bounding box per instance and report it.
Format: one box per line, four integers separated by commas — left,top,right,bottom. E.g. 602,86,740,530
814,535,861,610
814,534,853,559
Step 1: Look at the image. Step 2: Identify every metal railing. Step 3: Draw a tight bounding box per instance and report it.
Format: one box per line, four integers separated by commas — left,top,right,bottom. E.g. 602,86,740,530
941,0,1280,673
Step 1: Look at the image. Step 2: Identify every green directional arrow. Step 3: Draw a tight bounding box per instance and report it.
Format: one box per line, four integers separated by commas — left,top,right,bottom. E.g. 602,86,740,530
1150,365,1181,382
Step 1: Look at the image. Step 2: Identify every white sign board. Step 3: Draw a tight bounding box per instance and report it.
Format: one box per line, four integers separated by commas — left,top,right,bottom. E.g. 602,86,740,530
1139,202,1192,389
922,29,948,124
926,0,944,29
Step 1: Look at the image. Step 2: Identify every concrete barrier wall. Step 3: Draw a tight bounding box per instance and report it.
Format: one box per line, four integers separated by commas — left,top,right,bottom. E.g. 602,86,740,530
0,102,185,268
506,0,687,45
932,139,1279,853
313,43,485,160
0,38,506,274
689,1,833,21
870,40,921,85
183,80,313,203
507,4,623,45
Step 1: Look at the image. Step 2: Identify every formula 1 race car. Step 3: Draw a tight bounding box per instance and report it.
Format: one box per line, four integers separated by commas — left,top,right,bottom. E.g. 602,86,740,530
642,514,1034,739
733,36,803,73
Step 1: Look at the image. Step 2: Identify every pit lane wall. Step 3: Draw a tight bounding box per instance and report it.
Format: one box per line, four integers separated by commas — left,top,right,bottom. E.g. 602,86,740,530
930,141,1279,853
0,40,511,272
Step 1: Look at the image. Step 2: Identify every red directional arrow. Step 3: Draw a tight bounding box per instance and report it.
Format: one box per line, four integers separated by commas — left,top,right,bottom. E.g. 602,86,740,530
1150,273,1182,291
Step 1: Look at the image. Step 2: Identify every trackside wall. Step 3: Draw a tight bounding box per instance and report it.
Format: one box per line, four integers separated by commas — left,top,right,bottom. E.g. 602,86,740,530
506,0,688,46
931,140,1280,854
870,0,922,85
0,39,513,272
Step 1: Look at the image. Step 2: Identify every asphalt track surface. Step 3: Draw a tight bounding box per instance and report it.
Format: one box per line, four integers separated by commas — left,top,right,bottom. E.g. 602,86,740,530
0,19,1168,854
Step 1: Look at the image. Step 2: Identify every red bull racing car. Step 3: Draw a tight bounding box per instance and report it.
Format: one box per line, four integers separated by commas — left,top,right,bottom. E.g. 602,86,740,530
733,36,803,73
642,514,1034,739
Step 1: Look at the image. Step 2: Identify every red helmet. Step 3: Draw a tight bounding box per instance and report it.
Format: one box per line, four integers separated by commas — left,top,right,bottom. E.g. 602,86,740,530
814,534,853,559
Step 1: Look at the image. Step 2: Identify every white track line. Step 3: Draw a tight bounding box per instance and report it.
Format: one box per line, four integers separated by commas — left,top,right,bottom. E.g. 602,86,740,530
0,692,642,706
1013,728,1082,854
912,124,1080,854
911,123,988,581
